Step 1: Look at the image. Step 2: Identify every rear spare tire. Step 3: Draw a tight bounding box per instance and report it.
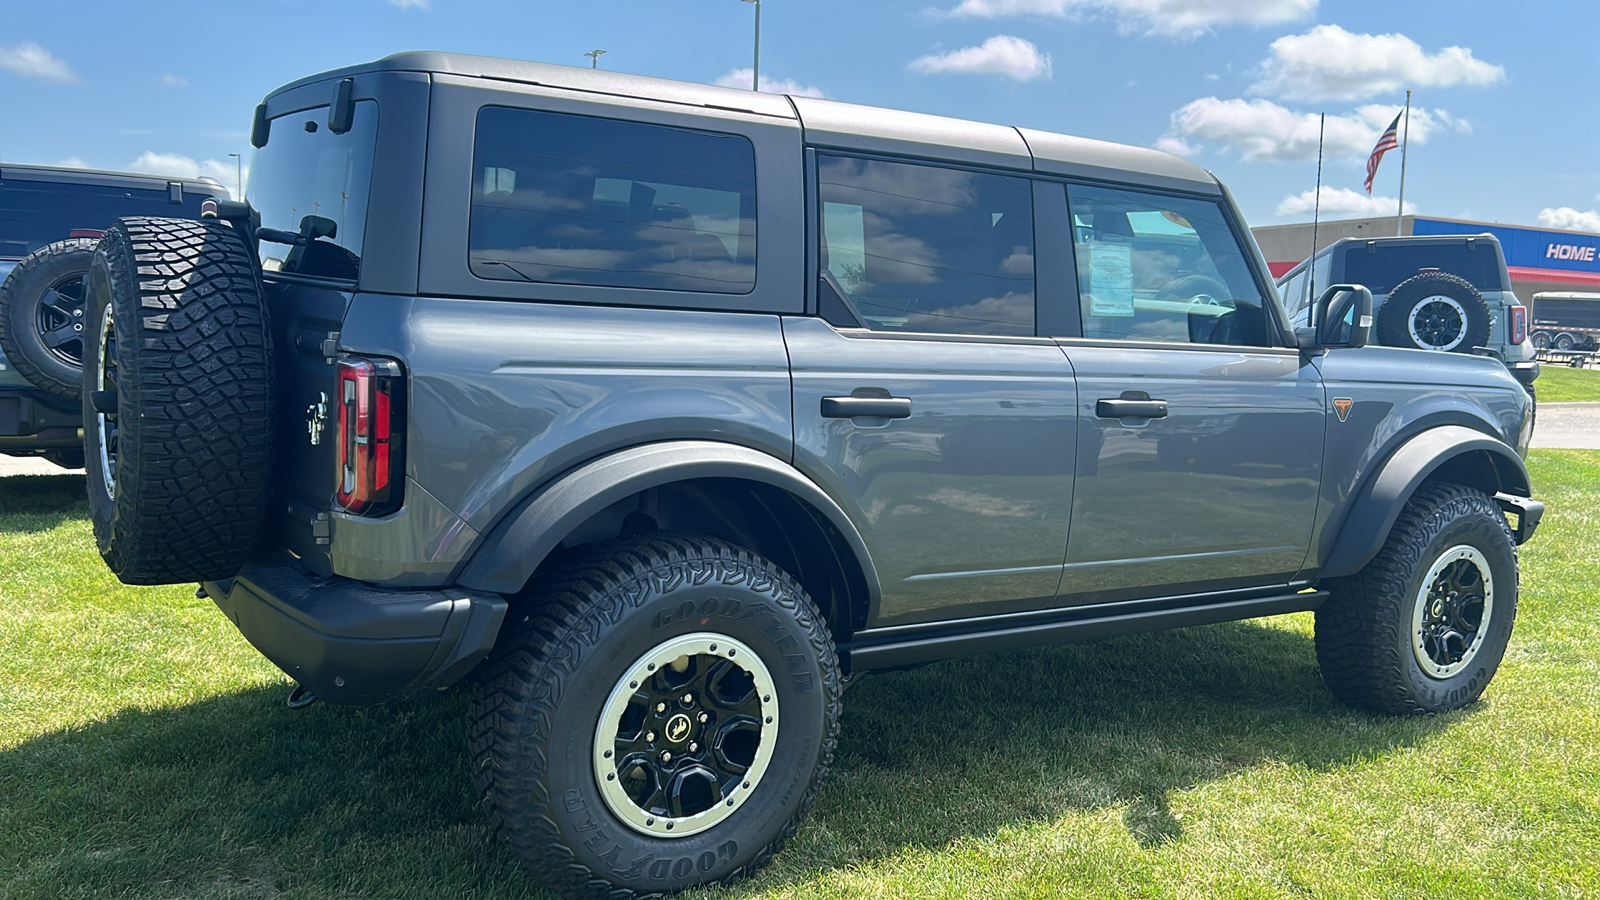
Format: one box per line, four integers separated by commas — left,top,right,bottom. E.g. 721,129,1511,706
0,237,99,399
83,217,273,585
1376,271,1490,353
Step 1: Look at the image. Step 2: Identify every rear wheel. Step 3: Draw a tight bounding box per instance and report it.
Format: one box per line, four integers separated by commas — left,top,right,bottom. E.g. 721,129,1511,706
1315,482,1518,714
1554,333,1575,351
471,535,841,899
83,217,274,585
0,238,99,398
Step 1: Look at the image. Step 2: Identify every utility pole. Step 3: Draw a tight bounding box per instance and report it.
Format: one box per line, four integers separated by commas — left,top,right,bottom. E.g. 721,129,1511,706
584,49,607,69
741,0,761,90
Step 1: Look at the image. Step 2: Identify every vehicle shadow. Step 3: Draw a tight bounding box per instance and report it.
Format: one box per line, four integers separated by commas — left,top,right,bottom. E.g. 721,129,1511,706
0,617,1460,898
0,472,88,533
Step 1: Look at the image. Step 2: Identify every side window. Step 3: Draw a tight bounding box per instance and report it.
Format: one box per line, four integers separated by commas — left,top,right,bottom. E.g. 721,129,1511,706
469,107,756,294
818,155,1034,336
1065,184,1270,346
1278,267,1308,321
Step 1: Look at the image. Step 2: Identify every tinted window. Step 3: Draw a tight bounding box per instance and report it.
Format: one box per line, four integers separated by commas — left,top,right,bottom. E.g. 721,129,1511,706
819,155,1034,336
0,179,217,258
248,100,378,280
1339,242,1505,293
1278,266,1309,320
1065,184,1269,346
469,107,756,294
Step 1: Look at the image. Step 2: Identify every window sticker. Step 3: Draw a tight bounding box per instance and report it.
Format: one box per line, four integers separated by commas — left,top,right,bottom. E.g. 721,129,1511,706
1087,240,1135,317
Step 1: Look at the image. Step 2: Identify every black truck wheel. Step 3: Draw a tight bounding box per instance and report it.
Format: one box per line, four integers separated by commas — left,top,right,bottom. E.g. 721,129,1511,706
0,237,100,399
1376,271,1490,353
471,534,841,899
82,217,274,585
1315,482,1518,715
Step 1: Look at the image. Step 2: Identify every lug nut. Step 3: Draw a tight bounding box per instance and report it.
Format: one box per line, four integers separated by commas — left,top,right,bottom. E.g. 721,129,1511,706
689,741,699,752
660,750,673,763
646,731,656,743
656,702,667,713
682,693,694,705
698,712,709,724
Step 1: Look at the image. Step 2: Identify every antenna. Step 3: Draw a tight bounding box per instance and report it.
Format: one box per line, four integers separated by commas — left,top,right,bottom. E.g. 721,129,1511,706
1310,112,1325,320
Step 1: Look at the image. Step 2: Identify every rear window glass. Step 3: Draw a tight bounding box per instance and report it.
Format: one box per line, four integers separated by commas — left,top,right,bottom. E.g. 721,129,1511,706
1339,242,1505,293
248,100,378,281
0,179,217,259
469,107,757,294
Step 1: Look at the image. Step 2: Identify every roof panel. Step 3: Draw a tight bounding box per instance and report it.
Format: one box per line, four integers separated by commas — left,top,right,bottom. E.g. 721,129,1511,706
790,95,1030,170
1020,128,1217,194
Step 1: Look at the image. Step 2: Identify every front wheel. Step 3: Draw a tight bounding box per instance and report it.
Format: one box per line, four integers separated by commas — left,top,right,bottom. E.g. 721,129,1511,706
1315,482,1518,714
471,535,841,899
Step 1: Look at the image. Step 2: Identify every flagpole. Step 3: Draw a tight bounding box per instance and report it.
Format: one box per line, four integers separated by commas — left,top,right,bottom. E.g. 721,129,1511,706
1396,89,1411,236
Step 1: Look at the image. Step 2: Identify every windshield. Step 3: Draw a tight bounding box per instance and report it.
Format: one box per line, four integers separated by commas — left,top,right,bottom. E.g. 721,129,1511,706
248,99,378,280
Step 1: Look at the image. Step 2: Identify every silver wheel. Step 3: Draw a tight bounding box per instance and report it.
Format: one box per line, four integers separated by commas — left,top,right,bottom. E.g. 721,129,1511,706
1411,544,1495,679
1408,294,1469,351
95,302,117,499
593,632,779,838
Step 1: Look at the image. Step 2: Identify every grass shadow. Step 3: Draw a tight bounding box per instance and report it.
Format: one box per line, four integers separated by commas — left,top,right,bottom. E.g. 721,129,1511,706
0,618,1459,898
0,473,88,533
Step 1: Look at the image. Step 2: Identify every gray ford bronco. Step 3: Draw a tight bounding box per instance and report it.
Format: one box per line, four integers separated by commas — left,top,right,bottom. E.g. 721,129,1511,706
81,52,1544,899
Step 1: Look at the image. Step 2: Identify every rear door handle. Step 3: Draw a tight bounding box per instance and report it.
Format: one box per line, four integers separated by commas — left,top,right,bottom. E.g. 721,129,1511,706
1096,398,1168,419
822,396,912,419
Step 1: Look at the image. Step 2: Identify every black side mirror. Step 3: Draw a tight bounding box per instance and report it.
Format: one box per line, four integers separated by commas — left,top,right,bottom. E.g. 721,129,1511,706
1297,284,1373,351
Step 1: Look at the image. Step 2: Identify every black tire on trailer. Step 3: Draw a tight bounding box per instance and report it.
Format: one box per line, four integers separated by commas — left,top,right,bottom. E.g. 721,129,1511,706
1376,271,1490,353
0,237,100,399
1554,333,1575,351
1531,331,1550,350
471,534,841,899
1314,482,1518,715
82,217,274,585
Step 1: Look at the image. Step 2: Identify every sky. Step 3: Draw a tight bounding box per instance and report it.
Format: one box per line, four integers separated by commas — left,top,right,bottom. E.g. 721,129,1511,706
2,0,1596,233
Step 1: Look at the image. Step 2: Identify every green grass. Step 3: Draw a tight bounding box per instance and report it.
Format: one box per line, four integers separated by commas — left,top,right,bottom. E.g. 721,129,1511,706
3,457,1599,899
1535,364,1600,402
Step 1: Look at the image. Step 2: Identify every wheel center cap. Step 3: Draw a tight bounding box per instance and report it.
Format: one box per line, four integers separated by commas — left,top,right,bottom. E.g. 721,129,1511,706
664,712,693,744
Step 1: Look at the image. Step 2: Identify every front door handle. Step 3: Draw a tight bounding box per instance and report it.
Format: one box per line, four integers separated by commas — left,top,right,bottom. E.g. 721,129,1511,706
1096,398,1168,419
822,396,912,419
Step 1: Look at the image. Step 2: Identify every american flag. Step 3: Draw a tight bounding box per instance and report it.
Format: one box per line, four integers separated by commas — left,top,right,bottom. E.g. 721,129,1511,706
1364,112,1402,194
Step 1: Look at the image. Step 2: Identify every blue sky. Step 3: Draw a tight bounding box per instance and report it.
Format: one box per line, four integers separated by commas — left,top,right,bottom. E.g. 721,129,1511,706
2,0,1596,233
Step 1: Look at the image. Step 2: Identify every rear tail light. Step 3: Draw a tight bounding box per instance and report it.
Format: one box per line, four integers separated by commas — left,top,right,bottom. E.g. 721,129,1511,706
1509,305,1528,345
334,357,405,516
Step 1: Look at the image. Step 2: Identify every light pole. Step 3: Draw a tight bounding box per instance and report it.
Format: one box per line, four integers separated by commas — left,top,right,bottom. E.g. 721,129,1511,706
741,0,760,91
227,152,241,200
584,49,607,69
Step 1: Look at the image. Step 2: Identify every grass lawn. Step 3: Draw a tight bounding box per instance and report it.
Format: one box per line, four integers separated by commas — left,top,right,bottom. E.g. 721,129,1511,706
1535,364,1600,402
3,455,1598,899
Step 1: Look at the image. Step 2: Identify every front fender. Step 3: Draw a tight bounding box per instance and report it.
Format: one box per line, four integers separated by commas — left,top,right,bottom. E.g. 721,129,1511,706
454,440,882,605
1318,425,1531,578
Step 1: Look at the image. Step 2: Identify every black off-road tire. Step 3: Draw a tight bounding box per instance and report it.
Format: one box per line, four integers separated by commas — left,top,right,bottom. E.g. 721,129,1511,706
1376,271,1490,353
470,534,841,900
1315,482,1518,715
82,217,273,585
0,237,99,398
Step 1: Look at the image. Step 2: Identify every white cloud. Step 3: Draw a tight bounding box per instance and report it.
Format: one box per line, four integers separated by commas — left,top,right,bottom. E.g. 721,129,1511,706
160,73,188,88
0,42,79,83
55,157,89,169
1538,207,1600,234
128,152,248,199
714,69,827,98
1276,187,1413,218
388,0,429,8
909,35,1051,81
938,0,1315,39
1251,24,1504,102
1162,97,1466,162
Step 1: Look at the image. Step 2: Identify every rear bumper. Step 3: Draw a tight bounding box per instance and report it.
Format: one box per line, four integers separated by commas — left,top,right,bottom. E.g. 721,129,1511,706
204,556,507,704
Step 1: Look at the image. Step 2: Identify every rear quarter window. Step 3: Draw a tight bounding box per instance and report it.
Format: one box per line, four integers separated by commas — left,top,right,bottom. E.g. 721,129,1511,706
467,106,757,294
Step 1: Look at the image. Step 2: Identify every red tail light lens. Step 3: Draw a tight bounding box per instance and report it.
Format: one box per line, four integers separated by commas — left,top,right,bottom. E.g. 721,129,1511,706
1509,305,1528,345
334,357,404,516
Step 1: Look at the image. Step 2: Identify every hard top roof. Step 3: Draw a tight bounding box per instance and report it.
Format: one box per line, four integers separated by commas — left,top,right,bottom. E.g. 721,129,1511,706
268,51,1218,192
0,163,228,194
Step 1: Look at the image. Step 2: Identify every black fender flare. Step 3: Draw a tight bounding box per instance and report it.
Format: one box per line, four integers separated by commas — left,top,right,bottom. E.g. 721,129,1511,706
455,440,882,606
1319,425,1530,578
